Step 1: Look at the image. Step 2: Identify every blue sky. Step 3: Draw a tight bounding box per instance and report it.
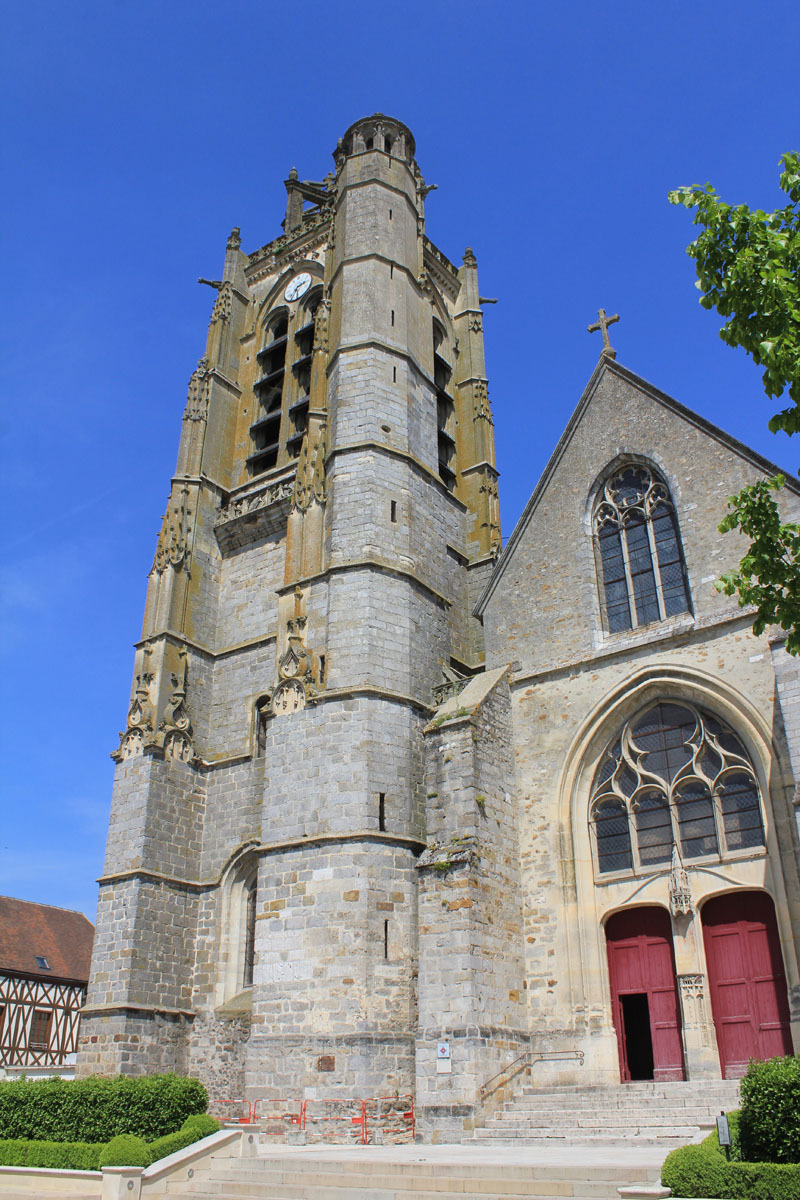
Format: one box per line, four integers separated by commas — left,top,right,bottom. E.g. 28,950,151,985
2,0,799,921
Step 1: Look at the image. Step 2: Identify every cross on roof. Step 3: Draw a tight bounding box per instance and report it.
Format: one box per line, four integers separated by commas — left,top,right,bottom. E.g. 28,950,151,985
587,308,620,358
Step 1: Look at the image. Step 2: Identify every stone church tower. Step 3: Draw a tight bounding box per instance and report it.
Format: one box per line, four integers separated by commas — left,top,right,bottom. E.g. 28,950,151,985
81,114,800,1142
78,115,502,1108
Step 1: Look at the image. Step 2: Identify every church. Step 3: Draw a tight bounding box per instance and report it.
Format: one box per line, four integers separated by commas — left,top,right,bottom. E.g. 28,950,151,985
77,114,800,1141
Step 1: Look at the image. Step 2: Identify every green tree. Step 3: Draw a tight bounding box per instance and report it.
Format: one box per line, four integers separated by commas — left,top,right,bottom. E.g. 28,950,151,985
669,153,800,651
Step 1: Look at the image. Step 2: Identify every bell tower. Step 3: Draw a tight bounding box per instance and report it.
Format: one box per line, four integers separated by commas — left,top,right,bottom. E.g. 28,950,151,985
78,115,501,1102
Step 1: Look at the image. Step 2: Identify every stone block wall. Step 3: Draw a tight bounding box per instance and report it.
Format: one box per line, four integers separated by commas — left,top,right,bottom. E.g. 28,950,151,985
415,669,525,1139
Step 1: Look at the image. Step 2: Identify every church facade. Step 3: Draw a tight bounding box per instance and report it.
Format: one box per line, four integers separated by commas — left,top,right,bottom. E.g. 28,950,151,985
78,115,800,1140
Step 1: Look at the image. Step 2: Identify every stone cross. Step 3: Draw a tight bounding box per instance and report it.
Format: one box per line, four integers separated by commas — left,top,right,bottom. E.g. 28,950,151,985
587,308,620,358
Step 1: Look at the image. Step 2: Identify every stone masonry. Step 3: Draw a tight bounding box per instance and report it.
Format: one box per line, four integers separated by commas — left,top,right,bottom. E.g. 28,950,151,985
81,114,800,1142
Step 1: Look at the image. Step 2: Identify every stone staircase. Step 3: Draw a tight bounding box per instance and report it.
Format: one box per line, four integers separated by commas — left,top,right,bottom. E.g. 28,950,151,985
470,1079,741,1145
160,1144,665,1200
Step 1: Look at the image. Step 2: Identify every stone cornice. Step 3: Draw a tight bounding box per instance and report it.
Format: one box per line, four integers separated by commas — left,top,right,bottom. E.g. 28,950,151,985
81,1002,195,1020
134,629,277,661
97,831,425,891
274,552,454,608
327,438,468,510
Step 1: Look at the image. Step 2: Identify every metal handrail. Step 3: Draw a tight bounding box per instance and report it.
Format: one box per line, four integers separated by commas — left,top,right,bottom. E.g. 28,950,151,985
479,1049,584,1101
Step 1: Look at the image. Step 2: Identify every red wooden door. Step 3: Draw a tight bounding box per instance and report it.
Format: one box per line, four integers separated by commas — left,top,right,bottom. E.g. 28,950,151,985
606,907,685,1082
702,891,793,1078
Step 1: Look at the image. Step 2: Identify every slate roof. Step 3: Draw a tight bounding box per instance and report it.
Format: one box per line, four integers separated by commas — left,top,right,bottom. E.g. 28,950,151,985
0,896,94,983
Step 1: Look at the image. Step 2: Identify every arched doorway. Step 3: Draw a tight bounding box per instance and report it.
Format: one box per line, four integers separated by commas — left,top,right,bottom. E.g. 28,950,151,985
702,891,793,1078
606,907,685,1082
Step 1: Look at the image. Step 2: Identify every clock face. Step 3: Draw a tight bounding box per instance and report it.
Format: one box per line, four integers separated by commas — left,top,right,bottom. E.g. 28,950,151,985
284,273,312,302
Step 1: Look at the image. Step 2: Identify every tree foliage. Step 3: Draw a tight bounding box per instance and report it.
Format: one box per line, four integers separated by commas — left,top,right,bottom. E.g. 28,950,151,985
716,475,800,655
668,153,800,431
669,154,800,652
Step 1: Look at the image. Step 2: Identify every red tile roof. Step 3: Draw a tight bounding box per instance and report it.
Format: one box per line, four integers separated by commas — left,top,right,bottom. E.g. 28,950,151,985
0,896,94,983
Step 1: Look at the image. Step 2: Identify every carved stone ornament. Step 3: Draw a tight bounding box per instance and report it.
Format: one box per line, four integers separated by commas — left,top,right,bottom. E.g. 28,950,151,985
210,280,233,325
473,381,493,423
292,423,328,514
227,226,241,251
479,476,502,555
152,486,193,574
271,679,307,715
114,668,154,760
677,973,708,1030
678,973,705,1000
469,314,483,334
271,588,322,716
433,661,469,706
159,646,195,763
217,478,295,526
313,297,330,354
184,356,210,422
669,845,693,916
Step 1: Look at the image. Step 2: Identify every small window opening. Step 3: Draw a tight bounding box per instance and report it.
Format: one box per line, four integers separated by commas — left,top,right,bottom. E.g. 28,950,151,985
243,881,257,988
34,956,50,971
29,1009,51,1050
319,654,326,684
379,793,386,830
390,263,394,279
383,919,389,959
391,310,395,326
384,136,393,153
388,208,392,220
365,136,374,150
390,501,397,524
392,365,397,382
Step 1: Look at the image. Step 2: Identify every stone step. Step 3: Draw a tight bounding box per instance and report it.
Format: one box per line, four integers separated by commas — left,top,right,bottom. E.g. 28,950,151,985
167,1182,646,1200
489,1108,719,1118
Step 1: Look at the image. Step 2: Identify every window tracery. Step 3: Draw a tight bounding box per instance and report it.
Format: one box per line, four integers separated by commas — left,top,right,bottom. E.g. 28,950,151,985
594,465,690,633
591,701,765,875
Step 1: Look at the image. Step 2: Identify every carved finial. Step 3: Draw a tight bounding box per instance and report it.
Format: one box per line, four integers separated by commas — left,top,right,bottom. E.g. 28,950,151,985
226,227,241,251
587,308,620,358
463,247,477,268
288,166,299,181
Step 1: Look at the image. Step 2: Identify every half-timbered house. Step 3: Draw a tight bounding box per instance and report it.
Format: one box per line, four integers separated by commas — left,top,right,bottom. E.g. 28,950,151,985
0,896,94,1077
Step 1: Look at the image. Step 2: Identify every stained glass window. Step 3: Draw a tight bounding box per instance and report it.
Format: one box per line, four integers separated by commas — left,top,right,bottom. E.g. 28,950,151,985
591,702,765,874
594,466,691,633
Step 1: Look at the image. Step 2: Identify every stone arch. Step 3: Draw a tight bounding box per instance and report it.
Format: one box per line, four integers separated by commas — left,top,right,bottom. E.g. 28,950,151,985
555,664,797,1079
216,841,261,1005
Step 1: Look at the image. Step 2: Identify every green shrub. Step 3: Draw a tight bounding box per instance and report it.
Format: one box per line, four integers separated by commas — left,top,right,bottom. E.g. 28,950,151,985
739,1054,800,1163
99,1135,151,1168
147,1130,196,1161
0,1074,207,1142
729,1160,800,1199
25,1141,103,1170
662,1143,729,1198
0,1139,103,1170
179,1113,220,1138
662,1132,800,1198
146,1113,221,1164
0,1139,33,1166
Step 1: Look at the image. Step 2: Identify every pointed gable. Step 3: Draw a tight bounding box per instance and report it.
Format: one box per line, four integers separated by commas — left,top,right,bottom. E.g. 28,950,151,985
478,357,800,676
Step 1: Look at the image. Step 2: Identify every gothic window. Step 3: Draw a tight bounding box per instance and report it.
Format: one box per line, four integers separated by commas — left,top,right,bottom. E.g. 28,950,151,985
590,702,765,876
594,465,691,634
432,318,456,491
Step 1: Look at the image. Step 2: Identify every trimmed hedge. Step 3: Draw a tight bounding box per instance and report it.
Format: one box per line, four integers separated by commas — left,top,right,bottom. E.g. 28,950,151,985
662,1123,800,1198
0,1074,208,1142
0,1139,104,1170
740,1054,800,1163
99,1135,151,1168
0,1112,221,1171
